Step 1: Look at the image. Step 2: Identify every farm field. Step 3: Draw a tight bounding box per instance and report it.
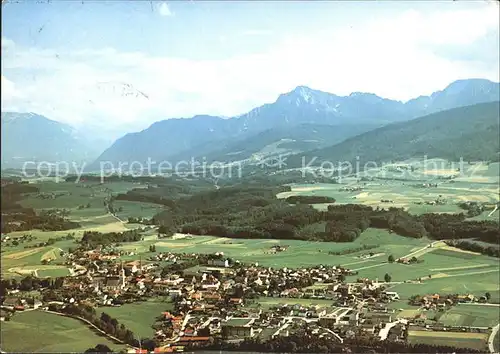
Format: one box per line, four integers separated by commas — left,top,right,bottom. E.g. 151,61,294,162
1,246,71,278
352,248,499,283
279,180,499,216
388,270,500,305
407,329,489,351
96,299,173,339
280,160,499,216
18,181,143,223
438,304,500,328
116,228,431,268
0,310,125,353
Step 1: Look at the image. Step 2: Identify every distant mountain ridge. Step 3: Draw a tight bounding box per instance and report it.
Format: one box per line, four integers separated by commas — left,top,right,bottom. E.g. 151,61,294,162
91,78,499,168
1,112,105,168
2,78,498,171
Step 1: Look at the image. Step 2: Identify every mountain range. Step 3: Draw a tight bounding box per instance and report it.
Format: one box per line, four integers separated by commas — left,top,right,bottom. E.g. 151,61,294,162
1,78,499,171
92,78,499,168
0,112,107,168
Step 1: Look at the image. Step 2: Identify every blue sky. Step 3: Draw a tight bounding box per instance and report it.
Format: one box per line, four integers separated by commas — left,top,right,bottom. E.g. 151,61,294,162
2,1,499,139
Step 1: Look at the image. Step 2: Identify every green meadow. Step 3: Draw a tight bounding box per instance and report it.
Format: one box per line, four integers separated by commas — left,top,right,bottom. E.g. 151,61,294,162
0,310,125,353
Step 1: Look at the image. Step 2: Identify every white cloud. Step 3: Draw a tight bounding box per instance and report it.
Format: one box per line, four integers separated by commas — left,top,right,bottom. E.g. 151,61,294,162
1,4,498,139
1,75,23,103
158,2,173,17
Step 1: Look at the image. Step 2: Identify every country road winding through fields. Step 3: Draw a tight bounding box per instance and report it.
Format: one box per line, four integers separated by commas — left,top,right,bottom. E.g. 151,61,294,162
488,324,499,353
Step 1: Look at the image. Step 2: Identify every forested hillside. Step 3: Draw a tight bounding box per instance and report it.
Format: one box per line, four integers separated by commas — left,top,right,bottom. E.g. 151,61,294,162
286,102,500,168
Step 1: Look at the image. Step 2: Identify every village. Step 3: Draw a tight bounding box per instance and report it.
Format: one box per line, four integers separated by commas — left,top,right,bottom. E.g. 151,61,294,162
1,243,495,354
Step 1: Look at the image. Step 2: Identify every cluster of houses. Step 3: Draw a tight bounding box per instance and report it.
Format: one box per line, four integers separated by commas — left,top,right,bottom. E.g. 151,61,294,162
1,244,495,353
396,257,420,265
413,183,439,188
268,245,289,254
34,191,71,200
380,199,395,204
408,293,488,310
413,196,447,206
339,186,363,192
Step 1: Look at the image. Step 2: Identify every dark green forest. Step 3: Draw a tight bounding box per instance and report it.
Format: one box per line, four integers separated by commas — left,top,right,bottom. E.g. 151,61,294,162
113,182,499,248
286,102,500,168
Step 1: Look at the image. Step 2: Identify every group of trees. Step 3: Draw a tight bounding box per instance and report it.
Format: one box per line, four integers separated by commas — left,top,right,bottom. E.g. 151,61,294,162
127,217,154,225
1,212,80,234
285,195,336,204
328,244,378,256
0,276,65,296
84,344,114,353
457,201,484,217
80,230,142,248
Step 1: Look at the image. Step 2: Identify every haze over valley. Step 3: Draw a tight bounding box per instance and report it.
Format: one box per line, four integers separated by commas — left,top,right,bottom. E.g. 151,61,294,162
2,78,499,169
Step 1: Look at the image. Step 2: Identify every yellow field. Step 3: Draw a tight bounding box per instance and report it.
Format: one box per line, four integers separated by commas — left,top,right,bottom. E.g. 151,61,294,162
155,242,192,248
408,330,488,340
430,272,450,279
202,237,229,245
354,192,370,198
440,245,481,255
457,195,493,202
82,221,128,233
431,264,491,272
7,265,69,277
3,248,44,260
291,186,327,192
422,169,460,176
397,309,420,318
41,248,59,261
276,191,295,199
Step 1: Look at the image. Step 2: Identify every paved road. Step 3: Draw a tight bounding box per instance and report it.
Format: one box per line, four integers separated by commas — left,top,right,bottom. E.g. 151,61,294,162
378,319,408,341
488,204,498,217
488,323,499,353
401,240,445,260
464,303,500,307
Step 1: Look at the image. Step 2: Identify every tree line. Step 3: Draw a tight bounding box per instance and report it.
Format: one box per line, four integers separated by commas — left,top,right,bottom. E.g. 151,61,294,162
0,276,65,297
55,303,153,348
445,239,500,258
80,230,142,249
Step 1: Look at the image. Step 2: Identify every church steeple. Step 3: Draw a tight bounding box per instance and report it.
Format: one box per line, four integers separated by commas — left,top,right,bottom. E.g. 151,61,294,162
120,261,126,289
